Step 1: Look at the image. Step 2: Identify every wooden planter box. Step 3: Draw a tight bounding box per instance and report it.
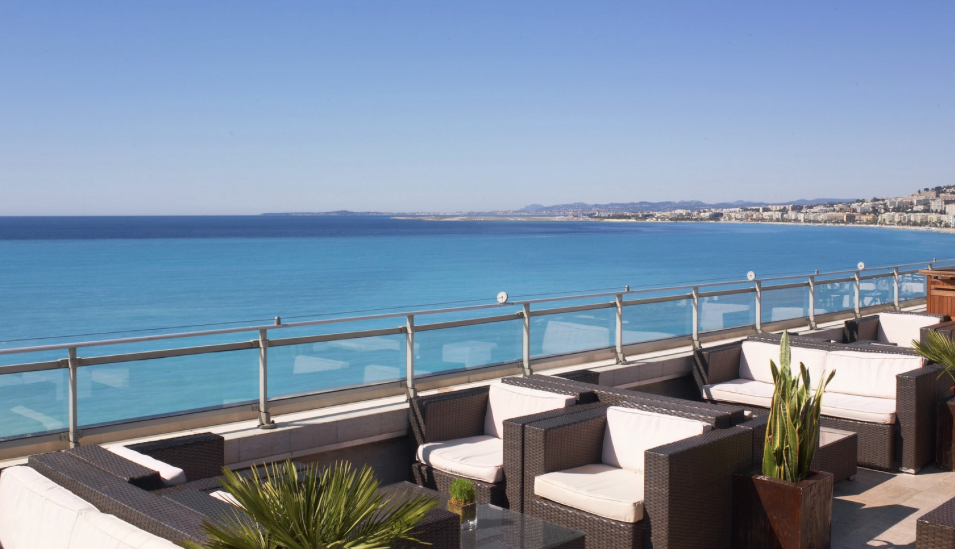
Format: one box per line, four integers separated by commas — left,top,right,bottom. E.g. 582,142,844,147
938,397,955,470
734,470,834,549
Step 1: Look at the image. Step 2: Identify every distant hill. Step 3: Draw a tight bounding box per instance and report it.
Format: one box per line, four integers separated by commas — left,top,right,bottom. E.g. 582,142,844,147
518,198,854,214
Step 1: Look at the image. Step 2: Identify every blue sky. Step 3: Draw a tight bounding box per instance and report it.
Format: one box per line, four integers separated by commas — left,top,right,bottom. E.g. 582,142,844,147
1,2,953,214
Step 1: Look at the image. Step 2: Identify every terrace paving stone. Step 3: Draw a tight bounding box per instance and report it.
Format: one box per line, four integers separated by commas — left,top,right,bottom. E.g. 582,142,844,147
833,465,955,547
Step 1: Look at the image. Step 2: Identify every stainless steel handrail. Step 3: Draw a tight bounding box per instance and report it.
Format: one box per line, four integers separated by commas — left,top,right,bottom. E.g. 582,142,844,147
0,257,940,449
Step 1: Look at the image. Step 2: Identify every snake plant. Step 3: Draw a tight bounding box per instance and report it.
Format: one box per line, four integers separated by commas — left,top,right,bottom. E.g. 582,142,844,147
762,332,835,483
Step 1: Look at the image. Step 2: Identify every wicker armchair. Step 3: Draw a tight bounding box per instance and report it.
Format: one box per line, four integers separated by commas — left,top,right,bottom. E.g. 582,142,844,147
523,405,752,549
408,378,595,511
694,335,950,472
844,311,950,347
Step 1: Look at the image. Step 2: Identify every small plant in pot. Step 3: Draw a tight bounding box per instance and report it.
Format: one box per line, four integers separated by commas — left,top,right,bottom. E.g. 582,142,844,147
734,331,836,549
913,330,955,469
448,478,477,530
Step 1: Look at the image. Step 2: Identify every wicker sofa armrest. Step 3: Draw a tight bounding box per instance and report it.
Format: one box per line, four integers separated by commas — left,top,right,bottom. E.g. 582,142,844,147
733,414,768,468
502,402,606,513
644,426,752,549
897,364,952,472
693,341,742,391
844,315,880,343
923,319,955,346
502,376,598,404
28,451,208,544
409,386,489,446
126,432,224,483
66,444,163,491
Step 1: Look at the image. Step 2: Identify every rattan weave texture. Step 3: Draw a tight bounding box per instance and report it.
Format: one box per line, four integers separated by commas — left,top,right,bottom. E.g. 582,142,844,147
127,432,224,483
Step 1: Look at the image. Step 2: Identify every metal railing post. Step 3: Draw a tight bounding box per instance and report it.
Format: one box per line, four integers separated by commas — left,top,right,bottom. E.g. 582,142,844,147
691,287,700,349
522,303,532,376
405,315,417,400
893,268,900,311
67,347,79,448
257,329,274,429
853,270,862,318
754,281,763,333
615,294,625,364
807,276,817,329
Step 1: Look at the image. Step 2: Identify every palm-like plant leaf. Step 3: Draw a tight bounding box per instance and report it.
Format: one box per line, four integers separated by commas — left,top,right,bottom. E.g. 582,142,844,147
181,460,436,549
762,331,836,483
913,330,955,385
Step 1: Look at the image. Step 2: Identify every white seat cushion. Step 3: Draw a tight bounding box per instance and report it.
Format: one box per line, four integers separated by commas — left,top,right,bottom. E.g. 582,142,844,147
825,351,923,399
535,463,644,523
703,379,776,409
739,341,829,385
877,313,941,347
106,446,186,487
417,435,504,484
209,490,242,508
601,407,711,474
819,392,896,424
0,466,96,549
68,510,179,549
484,382,575,438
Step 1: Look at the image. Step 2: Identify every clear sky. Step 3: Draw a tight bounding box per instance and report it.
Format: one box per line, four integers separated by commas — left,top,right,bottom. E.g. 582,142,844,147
1,2,953,215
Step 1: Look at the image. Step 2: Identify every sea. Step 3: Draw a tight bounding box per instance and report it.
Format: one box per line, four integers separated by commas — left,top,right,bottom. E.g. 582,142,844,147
0,216,951,439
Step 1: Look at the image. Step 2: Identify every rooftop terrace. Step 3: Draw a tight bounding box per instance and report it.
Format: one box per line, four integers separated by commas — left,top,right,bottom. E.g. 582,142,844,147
2,258,955,548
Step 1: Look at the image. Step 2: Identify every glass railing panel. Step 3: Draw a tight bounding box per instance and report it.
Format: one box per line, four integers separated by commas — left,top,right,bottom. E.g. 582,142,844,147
700,293,756,332
621,299,693,344
78,349,258,428
899,272,926,301
859,276,894,308
814,281,855,314
269,334,405,398
531,307,616,357
761,285,809,324
0,369,68,439
415,320,522,376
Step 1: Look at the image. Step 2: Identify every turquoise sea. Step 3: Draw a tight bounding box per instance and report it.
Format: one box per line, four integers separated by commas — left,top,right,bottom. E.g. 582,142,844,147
0,216,952,439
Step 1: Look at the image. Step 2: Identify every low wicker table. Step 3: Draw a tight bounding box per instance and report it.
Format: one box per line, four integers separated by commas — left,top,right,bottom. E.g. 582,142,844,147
811,427,858,483
918,496,955,548
385,482,585,549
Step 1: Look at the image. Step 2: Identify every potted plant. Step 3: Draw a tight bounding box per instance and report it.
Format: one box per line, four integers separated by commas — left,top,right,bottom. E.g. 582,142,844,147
182,460,436,549
447,478,478,530
913,330,955,469
734,331,836,549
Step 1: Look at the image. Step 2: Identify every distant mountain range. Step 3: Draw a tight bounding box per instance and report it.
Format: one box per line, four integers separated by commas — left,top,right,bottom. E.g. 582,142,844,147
262,197,855,217
518,198,854,214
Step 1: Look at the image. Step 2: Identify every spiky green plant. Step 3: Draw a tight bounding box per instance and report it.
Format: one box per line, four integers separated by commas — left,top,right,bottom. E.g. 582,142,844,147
180,460,436,549
913,330,955,388
448,478,476,505
762,332,836,483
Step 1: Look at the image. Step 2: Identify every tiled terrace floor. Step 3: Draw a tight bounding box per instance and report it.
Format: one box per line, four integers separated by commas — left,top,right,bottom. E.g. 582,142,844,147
834,465,955,548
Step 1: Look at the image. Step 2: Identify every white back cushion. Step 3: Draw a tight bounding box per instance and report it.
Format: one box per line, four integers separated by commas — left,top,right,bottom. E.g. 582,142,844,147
739,341,779,383
877,313,941,347
484,382,575,438
0,465,96,549
601,407,712,474
106,446,186,487
825,350,925,399
738,341,828,385
68,510,179,549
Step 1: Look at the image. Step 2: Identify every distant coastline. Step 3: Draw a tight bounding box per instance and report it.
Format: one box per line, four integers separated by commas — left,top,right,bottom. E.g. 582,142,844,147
390,215,955,234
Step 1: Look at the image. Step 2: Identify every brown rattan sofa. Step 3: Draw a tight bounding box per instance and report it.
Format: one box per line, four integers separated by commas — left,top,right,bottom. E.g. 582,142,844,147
409,377,599,511
522,404,753,549
694,333,951,472
917,495,955,548
842,311,950,346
